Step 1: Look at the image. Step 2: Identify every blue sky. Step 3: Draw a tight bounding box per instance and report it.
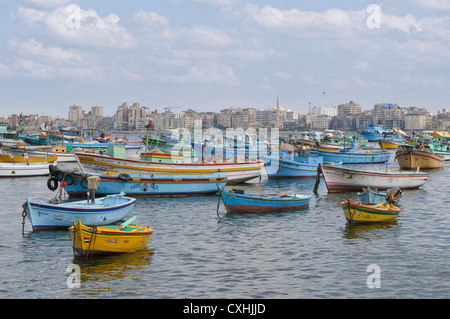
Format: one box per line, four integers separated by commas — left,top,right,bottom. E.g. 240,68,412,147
1,0,450,117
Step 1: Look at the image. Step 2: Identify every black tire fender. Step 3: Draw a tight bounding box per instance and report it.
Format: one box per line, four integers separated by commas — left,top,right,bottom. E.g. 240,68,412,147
118,173,131,182
47,177,58,191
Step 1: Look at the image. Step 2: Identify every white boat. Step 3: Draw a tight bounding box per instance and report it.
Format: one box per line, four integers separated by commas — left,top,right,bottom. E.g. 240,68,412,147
321,164,429,193
24,192,136,231
0,123,24,147
0,161,55,177
5,145,76,162
74,152,263,184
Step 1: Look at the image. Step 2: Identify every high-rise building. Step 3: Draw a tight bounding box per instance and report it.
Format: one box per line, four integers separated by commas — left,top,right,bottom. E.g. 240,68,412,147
68,105,83,121
91,105,103,117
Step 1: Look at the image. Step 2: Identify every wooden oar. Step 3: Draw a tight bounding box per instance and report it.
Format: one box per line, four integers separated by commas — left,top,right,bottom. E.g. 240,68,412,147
117,216,136,230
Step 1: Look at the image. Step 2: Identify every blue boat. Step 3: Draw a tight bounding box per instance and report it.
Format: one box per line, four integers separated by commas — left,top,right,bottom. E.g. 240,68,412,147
47,167,227,197
24,193,136,231
359,123,392,142
316,148,390,164
191,141,266,160
357,187,402,205
264,149,342,179
219,189,312,214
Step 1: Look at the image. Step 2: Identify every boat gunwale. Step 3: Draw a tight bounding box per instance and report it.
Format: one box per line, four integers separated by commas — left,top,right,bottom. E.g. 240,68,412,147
27,197,136,213
321,165,429,177
75,152,264,167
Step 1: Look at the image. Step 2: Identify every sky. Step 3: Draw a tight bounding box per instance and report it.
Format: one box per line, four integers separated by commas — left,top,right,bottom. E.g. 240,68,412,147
1,0,450,118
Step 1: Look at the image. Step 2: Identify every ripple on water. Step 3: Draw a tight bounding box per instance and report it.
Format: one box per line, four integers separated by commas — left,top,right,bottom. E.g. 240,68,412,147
1,159,450,298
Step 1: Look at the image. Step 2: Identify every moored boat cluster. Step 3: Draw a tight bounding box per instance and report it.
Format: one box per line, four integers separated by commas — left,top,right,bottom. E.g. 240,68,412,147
3,123,449,258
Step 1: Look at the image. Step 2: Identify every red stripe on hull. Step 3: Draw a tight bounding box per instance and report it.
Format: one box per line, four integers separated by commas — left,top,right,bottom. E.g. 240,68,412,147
326,184,422,193
224,204,309,214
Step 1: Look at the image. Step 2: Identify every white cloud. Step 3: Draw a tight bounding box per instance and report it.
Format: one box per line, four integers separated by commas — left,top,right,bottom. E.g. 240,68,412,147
4,39,102,80
412,0,450,11
382,13,423,32
21,0,71,9
132,9,170,30
16,5,135,49
194,0,239,5
164,63,239,85
241,5,357,37
17,38,84,65
158,25,232,48
275,71,293,80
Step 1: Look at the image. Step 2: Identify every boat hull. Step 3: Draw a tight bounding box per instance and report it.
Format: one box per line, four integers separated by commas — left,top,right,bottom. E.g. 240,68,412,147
321,165,428,193
0,162,54,177
69,219,153,257
49,168,227,197
0,153,57,163
75,152,262,184
341,200,401,224
357,188,387,205
378,139,399,149
25,194,136,231
220,190,311,214
316,149,390,164
395,149,445,169
264,156,341,179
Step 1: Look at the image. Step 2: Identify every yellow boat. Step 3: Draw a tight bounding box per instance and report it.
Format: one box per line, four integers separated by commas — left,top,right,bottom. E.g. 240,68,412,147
395,147,445,169
378,139,399,149
341,199,401,224
69,218,153,258
0,153,57,163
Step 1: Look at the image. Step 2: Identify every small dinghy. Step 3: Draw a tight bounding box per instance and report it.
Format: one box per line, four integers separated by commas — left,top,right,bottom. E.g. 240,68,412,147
219,189,312,214
69,217,153,258
24,191,136,231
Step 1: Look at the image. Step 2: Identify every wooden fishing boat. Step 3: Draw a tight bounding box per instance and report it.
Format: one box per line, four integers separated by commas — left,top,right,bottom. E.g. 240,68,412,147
69,218,153,258
4,144,75,162
341,199,401,224
74,152,263,184
359,123,395,142
264,150,342,179
24,193,136,231
219,189,311,214
432,147,450,161
321,164,428,193
378,139,399,149
315,148,390,164
0,161,54,177
47,166,227,197
395,147,445,169
0,123,24,147
357,187,402,205
0,152,57,163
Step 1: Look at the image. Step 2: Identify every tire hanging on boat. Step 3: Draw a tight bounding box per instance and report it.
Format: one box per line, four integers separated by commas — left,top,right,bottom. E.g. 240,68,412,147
118,173,131,182
47,177,59,191
80,177,88,189
64,173,74,185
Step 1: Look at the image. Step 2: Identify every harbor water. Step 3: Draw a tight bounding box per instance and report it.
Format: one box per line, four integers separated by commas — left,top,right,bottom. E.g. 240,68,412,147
1,142,449,299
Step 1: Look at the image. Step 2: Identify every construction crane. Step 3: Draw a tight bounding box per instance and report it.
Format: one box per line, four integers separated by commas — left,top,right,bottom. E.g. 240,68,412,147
163,106,180,113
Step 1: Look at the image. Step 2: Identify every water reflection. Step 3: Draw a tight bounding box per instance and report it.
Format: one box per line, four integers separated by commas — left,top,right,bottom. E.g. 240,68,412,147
71,248,154,296
73,248,154,275
342,222,399,241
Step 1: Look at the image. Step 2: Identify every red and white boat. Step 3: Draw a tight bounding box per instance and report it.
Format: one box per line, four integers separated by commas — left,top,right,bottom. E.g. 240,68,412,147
74,152,263,184
321,164,429,193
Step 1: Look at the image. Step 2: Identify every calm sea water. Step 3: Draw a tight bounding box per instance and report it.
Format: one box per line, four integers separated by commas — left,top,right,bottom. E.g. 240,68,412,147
1,141,449,300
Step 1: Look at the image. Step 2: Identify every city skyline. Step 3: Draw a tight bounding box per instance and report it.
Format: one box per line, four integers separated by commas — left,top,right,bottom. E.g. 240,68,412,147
1,1,450,117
